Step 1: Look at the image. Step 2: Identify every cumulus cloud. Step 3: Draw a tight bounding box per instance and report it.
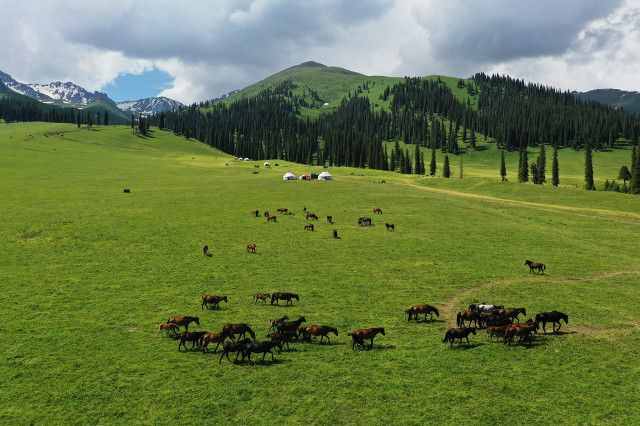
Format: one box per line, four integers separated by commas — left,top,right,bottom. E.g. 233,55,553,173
0,0,638,103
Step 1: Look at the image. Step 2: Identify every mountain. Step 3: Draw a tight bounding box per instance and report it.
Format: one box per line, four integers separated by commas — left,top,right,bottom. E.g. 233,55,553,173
117,97,183,115
577,89,640,114
0,70,55,103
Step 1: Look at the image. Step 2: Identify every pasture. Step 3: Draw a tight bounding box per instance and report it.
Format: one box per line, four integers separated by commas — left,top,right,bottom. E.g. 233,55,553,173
1,123,640,424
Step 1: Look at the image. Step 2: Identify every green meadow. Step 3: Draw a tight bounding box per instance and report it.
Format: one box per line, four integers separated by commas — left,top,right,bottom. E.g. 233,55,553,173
2,123,640,425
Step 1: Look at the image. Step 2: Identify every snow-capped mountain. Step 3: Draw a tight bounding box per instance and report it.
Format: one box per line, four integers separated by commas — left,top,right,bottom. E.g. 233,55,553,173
0,70,55,103
116,97,183,115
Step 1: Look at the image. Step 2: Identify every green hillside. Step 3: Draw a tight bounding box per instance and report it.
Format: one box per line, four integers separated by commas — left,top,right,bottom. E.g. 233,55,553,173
578,89,640,114
2,122,640,424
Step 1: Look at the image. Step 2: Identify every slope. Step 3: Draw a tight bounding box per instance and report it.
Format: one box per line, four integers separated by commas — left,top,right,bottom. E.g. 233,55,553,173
578,89,640,114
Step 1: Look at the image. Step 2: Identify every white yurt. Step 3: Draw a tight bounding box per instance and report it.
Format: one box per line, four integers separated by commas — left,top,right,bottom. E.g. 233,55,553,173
264,161,271,167
282,172,297,181
318,171,333,181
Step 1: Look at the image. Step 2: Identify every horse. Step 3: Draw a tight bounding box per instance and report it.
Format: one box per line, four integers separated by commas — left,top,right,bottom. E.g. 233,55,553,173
469,303,503,313
270,292,299,305
525,260,546,274
486,325,510,341
348,327,385,350
304,224,314,231
405,304,439,322
306,212,319,220
201,295,228,310
268,331,294,351
267,215,277,223
247,243,257,253
167,316,200,331
456,310,480,328
326,215,334,224
219,338,253,364
504,321,537,345
479,311,511,329
535,311,568,334
253,210,260,217
243,340,282,363
264,211,270,218
499,308,527,323
201,331,229,353
373,208,383,215
269,315,289,331
159,322,179,337
385,223,395,231
277,208,289,214
358,217,372,227
123,188,131,193
303,325,338,344
442,327,476,347
333,230,340,239
254,293,271,304
276,316,306,336
222,323,256,341
202,245,211,257
178,331,207,351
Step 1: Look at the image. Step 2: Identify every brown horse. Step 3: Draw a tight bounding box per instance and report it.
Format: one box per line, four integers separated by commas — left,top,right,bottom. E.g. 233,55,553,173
276,316,306,336
269,315,289,331
303,325,339,344
202,245,211,257
159,322,179,337
247,243,257,253
304,224,314,231
385,223,395,231
333,230,340,239
486,325,510,341
405,304,439,322
178,331,207,351
456,310,480,328
504,321,537,345
525,260,546,274
201,295,228,310
242,340,282,363
254,293,271,304
267,215,277,223
348,327,385,350
535,311,568,334
373,208,383,215
499,307,527,323
167,316,200,331
222,323,256,341
271,292,299,305
253,210,260,217
326,215,334,224
306,212,319,220
277,208,289,214
219,338,253,364
201,331,229,353
264,211,270,218
442,327,476,347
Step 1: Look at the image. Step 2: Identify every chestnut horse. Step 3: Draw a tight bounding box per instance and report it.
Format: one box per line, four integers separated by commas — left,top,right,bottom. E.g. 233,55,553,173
178,331,207,351
373,208,383,215
159,323,179,337
442,327,476,347
167,316,200,331
456,310,480,328
201,295,228,310
222,323,256,341
254,293,271,304
303,325,339,344
348,327,385,350
201,331,229,353
247,243,257,253
405,304,439,321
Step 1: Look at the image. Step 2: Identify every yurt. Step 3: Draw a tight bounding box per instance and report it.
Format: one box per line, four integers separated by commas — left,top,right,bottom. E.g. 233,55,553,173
282,172,297,181
264,161,271,167
318,171,333,181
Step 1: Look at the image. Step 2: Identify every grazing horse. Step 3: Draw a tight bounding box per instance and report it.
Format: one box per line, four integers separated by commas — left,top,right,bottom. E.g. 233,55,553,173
201,331,229,353
373,208,383,215
326,215,334,224
203,245,211,257
348,327,385,350
358,217,373,227
385,223,395,231
405,304,439,321
456,310,480,328
254,293,271,304
486,325,510,341
271,292,299,305
167,316,200,331
247,243,257,253
499,308,527,323
201,295,228,310
442,327,476,347
264,211,270,218
306,212,319,220
276,316,306,336
243,340,282,363
333,230,340,239
267,215,277,223
504,321,538,345
159,323,179,337
304,224,314,231
219,338,253,364
525,260,546,274
222,323,256,341
303,325,338,344
269,315,289,331
469,303,504,313
277,208,289,214
178,331,207,351
535,311,568,334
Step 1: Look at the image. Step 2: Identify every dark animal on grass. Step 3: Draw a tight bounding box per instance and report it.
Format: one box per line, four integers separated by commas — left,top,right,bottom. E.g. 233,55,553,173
469,303,504,313
203,245,211,257
269,315,289,331
304,224,314,231
479,312,511,329
456,310,480,328
268,331,295,351
327,215,334,224
254,293,271,304
499,308,527,323
504,321,538,345
304,325,339,344
123,188,131,193
178,331,207,351
270,292,299,305
276,316,306,336
159,322,179,337
306,212,319,220
201,294,228,310
243,340,282,363
373,208,383,215
486,325,510,341
333,229,340,239
219,338,253,364
223,323,256,341
358,217,372,227
267,215,277,223
442,327,476,347
405,304,439,321
201,331,229,353
277,208,289,214
348,327,385,350
525,260,546,274
247,243,257,253
253,210,260,217
385,223,395,231
535,311,569,334
167,316,200,331
264,211,270,218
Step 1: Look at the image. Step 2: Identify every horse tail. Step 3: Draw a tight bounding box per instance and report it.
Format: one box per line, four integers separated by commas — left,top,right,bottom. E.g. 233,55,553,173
456,312,462,327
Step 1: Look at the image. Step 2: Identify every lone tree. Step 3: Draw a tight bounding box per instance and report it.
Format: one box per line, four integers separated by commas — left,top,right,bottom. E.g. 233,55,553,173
585,142,595,191
536,144,546,183
618,166,632,185
518,145,529,183
443,155,451,178
552,146,559,187
632,147,640,194
500,150,507,182
429,148,437,176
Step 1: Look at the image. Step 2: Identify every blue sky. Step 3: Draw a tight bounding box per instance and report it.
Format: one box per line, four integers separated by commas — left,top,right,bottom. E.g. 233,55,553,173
101,68,174,101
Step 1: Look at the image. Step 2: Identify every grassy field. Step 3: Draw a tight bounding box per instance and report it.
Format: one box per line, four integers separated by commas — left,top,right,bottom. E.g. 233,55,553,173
2,123,640,425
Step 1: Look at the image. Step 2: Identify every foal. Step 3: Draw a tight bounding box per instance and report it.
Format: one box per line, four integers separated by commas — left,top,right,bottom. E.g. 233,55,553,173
201,295,228,310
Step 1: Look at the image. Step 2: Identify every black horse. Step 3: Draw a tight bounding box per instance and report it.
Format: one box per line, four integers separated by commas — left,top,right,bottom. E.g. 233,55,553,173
243,340,282,363
271,292,299,305
219,338,253,364
535,311,568,334
525,260,546,274
442,327,476,347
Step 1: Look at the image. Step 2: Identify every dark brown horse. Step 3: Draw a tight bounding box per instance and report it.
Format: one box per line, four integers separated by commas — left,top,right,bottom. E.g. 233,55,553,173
405,304,439,321
535,311,568,334
499,308,527,323
306,212,319,220
276,316,306,337
247,243,257,253
303,325,339,344
201,295,228,310
348,327,385,350
203,245,211,257
201,331,229,353
504,320,538,345
333,229,340,239
442,327,476,347
167,316,200,331
243,340,282,363
267,215,277,223
525,260,546,274
326,215,334,224
219,338,253,364
456,310,480,328
254,293,271,304
373,208,383,215
304,224,314,231
178,331,207,351
277,208,289,214
385,223,395,231
486,325,510,341
271,292,299,305
358,217,373,227
222,323,256,341
253,210,260,217
269,315,289,331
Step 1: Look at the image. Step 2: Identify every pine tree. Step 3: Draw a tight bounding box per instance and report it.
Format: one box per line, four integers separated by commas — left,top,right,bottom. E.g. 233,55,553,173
584,142,595,191
469,128,477,150
459,155,463,179
500,150,507,182
414,144,421,174
632,147,640,194
632,145,637,182
537,144,546,183
618,166,632,184
518,145,529,183
76,113,81,128
552,146,559,187
443,155,451,178
429,148,436,176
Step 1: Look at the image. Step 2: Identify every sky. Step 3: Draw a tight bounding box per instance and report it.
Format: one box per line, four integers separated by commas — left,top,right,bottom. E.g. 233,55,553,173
0,0,639,104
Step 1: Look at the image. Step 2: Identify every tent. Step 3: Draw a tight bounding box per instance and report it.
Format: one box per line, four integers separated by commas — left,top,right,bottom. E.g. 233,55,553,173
282,172,297,181
318,171,333,181
264,161,271,167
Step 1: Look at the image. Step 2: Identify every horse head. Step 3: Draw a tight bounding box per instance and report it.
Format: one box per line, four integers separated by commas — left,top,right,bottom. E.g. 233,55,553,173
222,296,228,303
378,327,386,336
193,317,200,325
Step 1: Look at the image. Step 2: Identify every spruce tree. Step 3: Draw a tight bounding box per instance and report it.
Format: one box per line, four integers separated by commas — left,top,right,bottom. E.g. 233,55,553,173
470,128,477,150
500,150,507,182
584,143,595,191
537,144,546,183
552,146,559,187
443,155,451,178
618,166,631,184
459,155,463,179
518,145,529,183
429,148,437,176
632,147,640,194
414,144,421,174
631,145,637,181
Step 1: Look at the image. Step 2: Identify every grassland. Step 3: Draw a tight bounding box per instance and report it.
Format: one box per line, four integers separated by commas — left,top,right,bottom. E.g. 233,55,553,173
2,123,640,425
